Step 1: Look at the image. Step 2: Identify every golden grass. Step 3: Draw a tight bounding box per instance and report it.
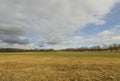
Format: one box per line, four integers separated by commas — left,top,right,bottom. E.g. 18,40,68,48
0,52,120,81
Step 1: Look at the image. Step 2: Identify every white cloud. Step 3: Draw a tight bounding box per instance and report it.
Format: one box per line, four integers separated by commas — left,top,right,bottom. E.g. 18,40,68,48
108,35,120,42
97,30,113,36
63,36,83,45
97,35,120,44
0,0,120,48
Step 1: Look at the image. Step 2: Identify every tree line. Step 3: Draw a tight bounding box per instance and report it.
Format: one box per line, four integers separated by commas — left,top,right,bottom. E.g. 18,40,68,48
0,48,54,52
0,43,120,52
61,43,120,52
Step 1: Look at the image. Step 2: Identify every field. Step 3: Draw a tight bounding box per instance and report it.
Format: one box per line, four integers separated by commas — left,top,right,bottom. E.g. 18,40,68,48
0,52,120,81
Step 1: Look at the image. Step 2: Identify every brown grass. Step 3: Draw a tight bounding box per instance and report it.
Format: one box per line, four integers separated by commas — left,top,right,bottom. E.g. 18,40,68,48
0,52,120,81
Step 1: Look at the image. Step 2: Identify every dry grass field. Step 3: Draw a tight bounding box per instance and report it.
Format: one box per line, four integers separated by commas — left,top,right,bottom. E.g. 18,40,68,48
0,52,120,81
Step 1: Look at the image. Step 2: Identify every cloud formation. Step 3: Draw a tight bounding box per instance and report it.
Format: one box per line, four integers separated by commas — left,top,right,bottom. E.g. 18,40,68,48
87,25,120,45
0,25,29,44
0,0,120,48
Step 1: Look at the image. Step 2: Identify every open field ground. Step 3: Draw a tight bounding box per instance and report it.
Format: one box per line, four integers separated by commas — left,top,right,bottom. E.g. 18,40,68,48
0,52,120,81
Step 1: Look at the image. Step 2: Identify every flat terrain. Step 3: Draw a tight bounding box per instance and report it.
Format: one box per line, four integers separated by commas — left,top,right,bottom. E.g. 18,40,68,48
0,52,120,81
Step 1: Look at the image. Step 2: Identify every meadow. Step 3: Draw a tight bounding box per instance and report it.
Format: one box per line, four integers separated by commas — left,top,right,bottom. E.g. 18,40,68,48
0,51,120,81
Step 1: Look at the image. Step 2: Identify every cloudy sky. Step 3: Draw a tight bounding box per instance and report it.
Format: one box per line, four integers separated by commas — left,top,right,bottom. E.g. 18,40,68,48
0,0,120,49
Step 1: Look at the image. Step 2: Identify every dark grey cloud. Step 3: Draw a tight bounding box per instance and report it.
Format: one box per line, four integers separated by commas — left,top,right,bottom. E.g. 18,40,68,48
0,25,29,44
0,26,25,35
46,40,60,45
39,43,45,47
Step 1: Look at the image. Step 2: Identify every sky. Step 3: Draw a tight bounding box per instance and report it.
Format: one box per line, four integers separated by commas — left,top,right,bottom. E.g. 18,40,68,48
0,0,120,49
